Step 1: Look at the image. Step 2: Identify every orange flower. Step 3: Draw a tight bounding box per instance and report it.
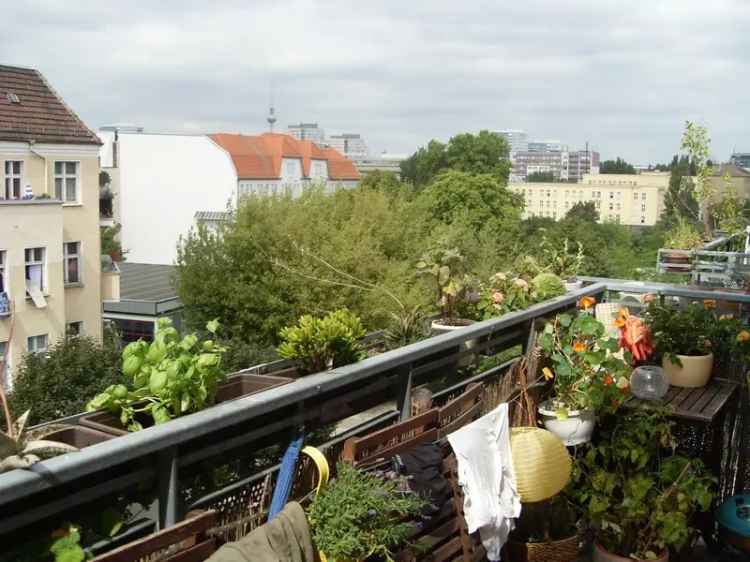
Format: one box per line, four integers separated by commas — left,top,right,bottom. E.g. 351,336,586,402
643,293,656,303
603,374,614,386
573,341,587,353
737,330,750,343
579,296,596,310
614,307,630,329
720,314,734,321
703,299,716,309
542,367,554,380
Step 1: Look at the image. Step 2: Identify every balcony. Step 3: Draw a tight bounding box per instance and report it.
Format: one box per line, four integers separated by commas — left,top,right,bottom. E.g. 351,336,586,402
657,231,750,286
0,279,748,560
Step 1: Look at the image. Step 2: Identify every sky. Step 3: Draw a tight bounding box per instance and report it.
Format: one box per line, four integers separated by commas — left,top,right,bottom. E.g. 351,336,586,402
2,0,749,164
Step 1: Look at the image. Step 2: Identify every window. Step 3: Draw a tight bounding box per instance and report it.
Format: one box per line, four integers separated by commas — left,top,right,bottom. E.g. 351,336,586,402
27,334,48,354
641,216,646,224
67,321,83,337
609,203,614,211
54,161,79,202
285,162,295,177
641,204,646,212
4,161,22,200
634,192,639,200
25,248,45,292
609,192,614,199
64,242,81,284
641,193,647,201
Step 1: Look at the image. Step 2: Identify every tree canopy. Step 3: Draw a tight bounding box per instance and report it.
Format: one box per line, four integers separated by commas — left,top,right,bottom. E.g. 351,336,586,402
565,201,599,223
600,157,636,174
527,171,555,182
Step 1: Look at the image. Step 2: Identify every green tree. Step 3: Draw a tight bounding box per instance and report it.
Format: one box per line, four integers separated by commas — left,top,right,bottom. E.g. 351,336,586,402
8,328,123,425
527,171,555,182
600,157,636,174
359,170,408,197
400,131,510,188
661,155,699,229
565,201,599,222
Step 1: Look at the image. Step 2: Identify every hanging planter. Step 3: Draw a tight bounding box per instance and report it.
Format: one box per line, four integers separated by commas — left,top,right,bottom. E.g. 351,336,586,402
537,401,595,446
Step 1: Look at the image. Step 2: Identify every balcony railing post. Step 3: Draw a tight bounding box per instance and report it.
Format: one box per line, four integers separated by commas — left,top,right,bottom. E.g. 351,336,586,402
395,363,414,422
157,446,179,530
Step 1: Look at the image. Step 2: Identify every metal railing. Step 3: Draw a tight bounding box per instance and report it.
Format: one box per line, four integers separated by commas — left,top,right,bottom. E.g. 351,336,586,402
1,278,749,545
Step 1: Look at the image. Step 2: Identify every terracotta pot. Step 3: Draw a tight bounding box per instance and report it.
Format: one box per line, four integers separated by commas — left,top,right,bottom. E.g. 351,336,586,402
661,353,714,388
593,542,668,562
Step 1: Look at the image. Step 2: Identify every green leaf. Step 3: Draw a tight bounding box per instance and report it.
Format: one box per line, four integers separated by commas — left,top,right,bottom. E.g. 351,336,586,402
149,370,167,394
558,313,572,327
206,319,220,334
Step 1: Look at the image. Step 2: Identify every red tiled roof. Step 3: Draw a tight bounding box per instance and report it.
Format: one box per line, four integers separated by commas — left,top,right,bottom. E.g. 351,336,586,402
0,64,101,145
210,132,360,181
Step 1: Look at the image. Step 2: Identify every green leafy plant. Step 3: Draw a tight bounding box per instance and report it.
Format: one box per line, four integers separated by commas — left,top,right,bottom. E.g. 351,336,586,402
531,272,566,301
663,218,704,250
308,462,425,562
541,237,585,281
644,301,718,364
477,272,534,319
0,410,78,473
538,312,631,417
416,246,477,326
567,409,715,559
49,525,88,562
86,318,227,431
510,494,577,543
277,309,366,375
384,305,429,349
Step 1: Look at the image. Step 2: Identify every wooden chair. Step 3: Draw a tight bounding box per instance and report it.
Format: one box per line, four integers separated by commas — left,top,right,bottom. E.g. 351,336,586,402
92,510,217,562
342,387,486,562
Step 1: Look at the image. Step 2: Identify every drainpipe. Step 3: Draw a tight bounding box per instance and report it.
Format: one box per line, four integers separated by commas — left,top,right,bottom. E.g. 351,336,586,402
28,141,49,197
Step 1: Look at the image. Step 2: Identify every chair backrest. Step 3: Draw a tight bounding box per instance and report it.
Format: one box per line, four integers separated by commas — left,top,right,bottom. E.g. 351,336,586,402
92,510,217,562
437,383,483,440
342,408,439,467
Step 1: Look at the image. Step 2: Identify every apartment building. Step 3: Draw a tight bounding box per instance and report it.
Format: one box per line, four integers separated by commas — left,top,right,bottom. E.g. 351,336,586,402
0,65,103,387
494,129,528,155
326,133,368,159
511,172,668,226
512,148,600,182
98,129,359,264
287,122,325,144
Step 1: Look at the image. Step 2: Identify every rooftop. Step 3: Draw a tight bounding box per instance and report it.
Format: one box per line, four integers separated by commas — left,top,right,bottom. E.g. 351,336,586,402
0,64,101,145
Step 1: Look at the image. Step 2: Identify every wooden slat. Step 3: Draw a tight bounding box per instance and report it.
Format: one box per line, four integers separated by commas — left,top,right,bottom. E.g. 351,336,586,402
671,387,697,411
92,511,216,562
701,382,738,420
438,403,482,440
167,539,216,562
662,386,682,406
680,385,710,411
690,384,719,415
431,537,464,562
438,384,482,420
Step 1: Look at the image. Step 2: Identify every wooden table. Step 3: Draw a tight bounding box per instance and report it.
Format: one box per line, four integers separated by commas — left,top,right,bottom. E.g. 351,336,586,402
624,378,739,423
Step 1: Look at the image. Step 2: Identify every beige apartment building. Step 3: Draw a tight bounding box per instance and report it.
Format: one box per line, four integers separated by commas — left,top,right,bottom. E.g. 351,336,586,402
511,172,668,226
0,64,102,388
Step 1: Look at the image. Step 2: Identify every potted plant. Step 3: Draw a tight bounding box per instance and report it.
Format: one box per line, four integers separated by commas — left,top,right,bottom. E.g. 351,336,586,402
661,218,704,273
415,246,478,334
477,272,534,320
531,272,566,301
537,310,631,445
507,494,580,562
277,309,367,375
541,237,586,291
83,318,228,433
644,301,717,388
307,462,425,562
567,409,715,562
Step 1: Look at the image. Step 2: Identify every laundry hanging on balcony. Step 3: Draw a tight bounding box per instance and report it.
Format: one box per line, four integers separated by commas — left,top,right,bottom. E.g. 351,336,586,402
447,403,521,561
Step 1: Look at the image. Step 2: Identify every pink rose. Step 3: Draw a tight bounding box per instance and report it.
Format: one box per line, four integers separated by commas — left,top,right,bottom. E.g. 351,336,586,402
492,291,505,304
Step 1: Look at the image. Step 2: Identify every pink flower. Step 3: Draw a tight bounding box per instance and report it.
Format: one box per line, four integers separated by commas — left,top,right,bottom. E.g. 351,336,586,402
513,278,529,290
492,291,505,305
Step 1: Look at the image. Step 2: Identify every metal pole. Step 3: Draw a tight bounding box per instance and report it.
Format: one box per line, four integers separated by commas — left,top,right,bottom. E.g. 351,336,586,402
157,446,179,529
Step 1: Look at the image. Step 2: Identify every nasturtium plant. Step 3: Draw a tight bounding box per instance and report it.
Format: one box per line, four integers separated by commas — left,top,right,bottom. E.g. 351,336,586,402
539,311,631,416
86,319,226,431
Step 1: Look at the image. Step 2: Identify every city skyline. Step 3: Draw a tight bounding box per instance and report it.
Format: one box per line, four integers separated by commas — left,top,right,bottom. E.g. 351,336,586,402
1,1,748,164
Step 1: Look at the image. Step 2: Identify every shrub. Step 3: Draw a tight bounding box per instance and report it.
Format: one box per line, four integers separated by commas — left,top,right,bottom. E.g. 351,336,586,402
277,309,366,374
531,272,565,301
9,328,123,426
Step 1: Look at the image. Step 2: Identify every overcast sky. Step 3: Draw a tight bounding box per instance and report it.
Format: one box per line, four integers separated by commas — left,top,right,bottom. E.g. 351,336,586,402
2,0,748,163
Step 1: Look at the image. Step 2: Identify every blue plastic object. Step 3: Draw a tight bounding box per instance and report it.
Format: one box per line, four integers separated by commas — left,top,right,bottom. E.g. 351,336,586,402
267,435,305,521
717,494,750,538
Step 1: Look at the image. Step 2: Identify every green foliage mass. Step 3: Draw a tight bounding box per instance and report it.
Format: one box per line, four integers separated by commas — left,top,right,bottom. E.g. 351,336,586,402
308,463,425,562
86,319,226,431
277,309,366,374
567,410,715,559
9,328,123,426
599,157,636,175
531,272,566,301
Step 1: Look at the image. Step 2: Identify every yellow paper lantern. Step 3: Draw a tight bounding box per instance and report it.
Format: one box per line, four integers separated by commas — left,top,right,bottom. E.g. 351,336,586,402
510,427,572,503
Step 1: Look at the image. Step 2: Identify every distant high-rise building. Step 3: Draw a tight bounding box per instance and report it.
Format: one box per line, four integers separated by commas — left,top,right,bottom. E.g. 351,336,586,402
327,133,368,159
730,153,750,170
512,151,569,181
287,123,325,144
568,149,600,182
494,129,528,155
528,139,563,153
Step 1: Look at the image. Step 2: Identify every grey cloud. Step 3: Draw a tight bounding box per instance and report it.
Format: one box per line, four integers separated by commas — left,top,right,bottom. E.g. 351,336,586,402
1,0,749,162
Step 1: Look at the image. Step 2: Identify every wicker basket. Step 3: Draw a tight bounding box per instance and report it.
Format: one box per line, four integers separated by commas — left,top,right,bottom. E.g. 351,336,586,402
507,535,579,562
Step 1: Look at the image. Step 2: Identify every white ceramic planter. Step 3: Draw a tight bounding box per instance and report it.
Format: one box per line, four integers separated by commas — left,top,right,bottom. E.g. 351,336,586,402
538,401,595,446
564,280,583,292
593,542,668,562
661,353,713,388
431,320,476,367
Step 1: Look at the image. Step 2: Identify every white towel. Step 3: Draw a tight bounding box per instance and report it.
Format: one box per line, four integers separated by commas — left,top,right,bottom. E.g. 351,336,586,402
447,403,521,561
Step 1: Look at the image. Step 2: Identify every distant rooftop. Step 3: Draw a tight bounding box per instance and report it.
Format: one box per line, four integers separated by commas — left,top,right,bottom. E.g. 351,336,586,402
195,210,233,223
